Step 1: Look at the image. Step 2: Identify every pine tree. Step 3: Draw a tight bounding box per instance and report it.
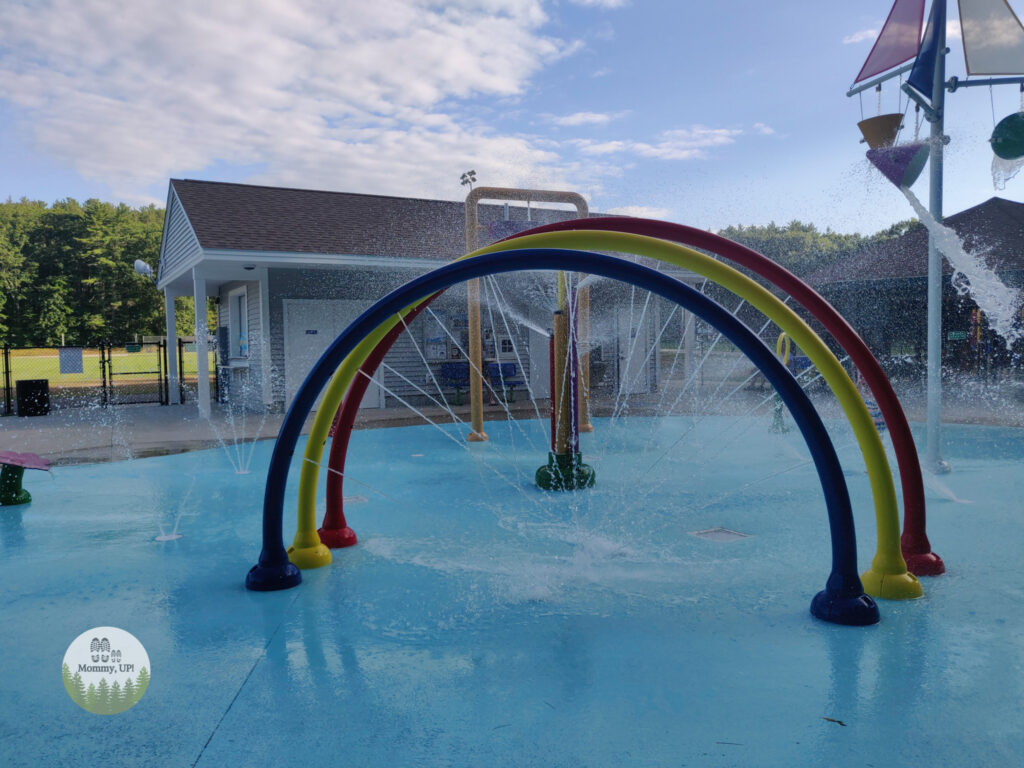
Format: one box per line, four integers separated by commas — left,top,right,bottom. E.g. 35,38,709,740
85,682,96,712
135,667,150,702
110,684,123,720
71,671,86,707
96,677,111,715
122,676,136,708
62,663,75,700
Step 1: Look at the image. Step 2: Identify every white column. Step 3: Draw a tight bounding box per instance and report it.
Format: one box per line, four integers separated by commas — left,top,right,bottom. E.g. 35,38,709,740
258,268,273,409
164,289,181,405
682,307,696,386
192,266,211,418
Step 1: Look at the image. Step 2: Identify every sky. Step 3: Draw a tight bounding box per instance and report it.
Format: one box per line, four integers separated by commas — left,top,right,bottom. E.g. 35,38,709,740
2,0,1023,234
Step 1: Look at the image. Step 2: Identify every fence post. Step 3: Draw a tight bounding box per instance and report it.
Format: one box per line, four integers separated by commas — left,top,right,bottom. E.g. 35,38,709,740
178,337,185,404
3,345,10,416
101,343,109,407
160,340,169,405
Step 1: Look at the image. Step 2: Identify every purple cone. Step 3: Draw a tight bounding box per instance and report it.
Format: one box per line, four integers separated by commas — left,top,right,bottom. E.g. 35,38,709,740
866,143,930,188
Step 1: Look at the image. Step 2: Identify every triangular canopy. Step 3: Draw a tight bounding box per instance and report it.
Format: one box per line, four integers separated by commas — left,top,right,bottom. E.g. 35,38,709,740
908,0,946,98
855,0,926,83
958,0,1024,74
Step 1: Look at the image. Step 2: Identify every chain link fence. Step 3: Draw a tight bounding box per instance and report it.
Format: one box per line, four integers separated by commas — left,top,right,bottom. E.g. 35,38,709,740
1,340,217,415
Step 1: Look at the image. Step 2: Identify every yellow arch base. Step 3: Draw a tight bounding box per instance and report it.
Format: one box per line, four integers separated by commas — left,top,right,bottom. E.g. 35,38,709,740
861,569,922,600
290,232,920,601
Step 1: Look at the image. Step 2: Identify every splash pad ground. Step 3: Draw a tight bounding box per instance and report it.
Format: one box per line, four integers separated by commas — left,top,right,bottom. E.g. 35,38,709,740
1,415,1022,766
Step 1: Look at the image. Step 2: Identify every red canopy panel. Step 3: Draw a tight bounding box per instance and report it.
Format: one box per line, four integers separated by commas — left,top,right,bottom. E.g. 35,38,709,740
855,0,926,83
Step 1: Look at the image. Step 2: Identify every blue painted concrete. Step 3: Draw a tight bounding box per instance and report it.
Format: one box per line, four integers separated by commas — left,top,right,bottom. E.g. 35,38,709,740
1,417,1022,766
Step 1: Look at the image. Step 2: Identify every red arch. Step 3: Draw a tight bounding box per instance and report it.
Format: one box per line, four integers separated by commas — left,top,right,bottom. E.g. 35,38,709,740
320,219,942,576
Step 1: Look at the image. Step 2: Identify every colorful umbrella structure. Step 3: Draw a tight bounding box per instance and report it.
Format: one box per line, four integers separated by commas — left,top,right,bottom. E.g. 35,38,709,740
0,450,51,506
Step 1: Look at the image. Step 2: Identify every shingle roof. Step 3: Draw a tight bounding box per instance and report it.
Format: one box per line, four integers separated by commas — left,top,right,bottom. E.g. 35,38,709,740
170,179,581,260
805,197,1024,286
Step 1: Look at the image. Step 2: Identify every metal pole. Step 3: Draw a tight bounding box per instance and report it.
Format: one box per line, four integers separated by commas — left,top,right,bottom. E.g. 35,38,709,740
578,285,593,432
466,277,488,442
464,187,589,442
925,5,951,473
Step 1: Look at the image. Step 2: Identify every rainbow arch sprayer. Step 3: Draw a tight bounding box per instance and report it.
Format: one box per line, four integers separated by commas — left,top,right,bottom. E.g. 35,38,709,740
246,223,936,625
298,230,924,599
320,219,941,578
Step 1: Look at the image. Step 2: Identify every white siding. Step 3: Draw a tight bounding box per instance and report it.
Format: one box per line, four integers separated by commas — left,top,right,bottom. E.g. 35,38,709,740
266,267,536,410
157,188,201,283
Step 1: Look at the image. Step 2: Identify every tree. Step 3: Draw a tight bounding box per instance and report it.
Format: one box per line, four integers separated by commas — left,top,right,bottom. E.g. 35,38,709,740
0,198,167,345
135,666,150,701
96,677,111,715
110,680,123,713
122,676,136,708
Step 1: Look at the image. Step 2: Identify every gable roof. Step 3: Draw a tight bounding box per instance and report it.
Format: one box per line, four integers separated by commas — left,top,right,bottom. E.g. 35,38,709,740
169,178,580,261
805,197,1024,287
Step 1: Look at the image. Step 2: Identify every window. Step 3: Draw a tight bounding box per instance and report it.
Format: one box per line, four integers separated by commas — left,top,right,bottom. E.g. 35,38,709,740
228,287,248,359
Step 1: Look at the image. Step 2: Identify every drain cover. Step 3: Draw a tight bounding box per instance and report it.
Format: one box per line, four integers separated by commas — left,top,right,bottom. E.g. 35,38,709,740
689,527,751,542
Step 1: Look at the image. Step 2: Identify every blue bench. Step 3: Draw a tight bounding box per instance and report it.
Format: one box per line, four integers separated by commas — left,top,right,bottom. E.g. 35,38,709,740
439,362,470,405
486,362,525,402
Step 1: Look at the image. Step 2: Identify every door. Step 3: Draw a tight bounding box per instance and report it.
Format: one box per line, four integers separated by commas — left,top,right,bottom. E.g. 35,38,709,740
283,300,385,410
617,310,651,395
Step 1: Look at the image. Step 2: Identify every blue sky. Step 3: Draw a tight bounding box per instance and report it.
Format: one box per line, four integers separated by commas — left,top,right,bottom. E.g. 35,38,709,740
1,0,1022,234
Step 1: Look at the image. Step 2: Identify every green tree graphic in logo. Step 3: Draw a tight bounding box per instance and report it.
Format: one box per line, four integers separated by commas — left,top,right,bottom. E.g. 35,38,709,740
63,627,150,715
63,663,150,715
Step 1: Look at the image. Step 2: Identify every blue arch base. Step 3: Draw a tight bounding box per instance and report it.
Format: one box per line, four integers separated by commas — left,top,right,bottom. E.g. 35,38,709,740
246,561,301,591
246,249,879,627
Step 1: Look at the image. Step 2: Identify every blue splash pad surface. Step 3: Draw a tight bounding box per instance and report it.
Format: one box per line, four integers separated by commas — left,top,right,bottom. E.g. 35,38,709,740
1,417,1023,766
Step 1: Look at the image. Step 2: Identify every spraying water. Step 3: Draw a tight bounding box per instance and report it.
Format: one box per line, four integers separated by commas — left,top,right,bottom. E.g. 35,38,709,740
902,187,1023,346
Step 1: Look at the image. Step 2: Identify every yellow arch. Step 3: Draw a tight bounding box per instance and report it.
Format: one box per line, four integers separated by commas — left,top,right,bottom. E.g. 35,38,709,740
288,231,921,600
775,332,792,366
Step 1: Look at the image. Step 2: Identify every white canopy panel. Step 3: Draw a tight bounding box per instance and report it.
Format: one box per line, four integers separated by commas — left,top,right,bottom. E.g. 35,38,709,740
959,0,1024,74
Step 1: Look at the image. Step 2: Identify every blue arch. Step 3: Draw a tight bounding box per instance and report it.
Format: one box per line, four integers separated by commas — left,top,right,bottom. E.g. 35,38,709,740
246,249,879,626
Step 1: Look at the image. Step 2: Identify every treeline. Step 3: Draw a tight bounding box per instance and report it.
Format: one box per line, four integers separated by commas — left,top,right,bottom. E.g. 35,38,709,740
716,219,916,275
1,197,916,348
0,198,206,347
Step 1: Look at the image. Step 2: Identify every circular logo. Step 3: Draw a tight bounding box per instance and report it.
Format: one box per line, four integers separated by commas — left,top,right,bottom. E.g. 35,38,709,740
61,627,150,715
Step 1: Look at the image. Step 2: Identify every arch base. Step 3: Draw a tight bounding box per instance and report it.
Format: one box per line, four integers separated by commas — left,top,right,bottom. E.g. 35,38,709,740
861,568,923,600
810,590,880,626
903,550,946,576
246,560,302,592
288,541,333,570
319,525,358,549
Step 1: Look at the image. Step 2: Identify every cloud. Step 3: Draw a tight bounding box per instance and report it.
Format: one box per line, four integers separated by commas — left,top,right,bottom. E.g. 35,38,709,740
0,0,602,203
569,0,629,7
548,110,628,126
572,125,742,160
753,122,775,135
604,205,671,218
843,29,878,44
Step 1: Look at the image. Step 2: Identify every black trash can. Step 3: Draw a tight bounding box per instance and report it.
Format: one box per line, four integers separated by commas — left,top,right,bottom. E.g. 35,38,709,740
16,379,50,416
